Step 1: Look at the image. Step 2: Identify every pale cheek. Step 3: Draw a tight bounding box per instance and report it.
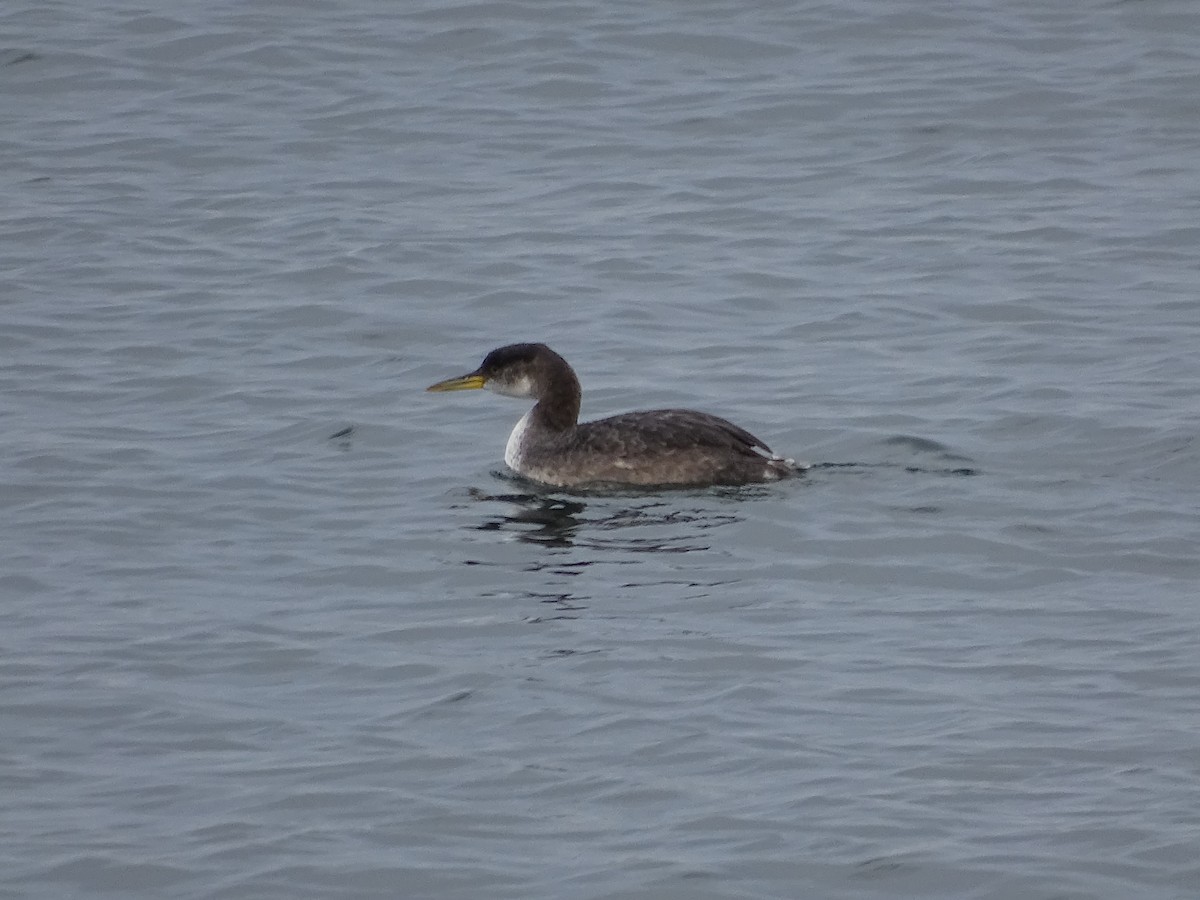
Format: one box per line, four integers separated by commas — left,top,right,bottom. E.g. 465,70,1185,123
489,375,534,399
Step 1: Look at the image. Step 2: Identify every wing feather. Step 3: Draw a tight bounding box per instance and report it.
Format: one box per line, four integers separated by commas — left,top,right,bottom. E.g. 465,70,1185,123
573,408,774,459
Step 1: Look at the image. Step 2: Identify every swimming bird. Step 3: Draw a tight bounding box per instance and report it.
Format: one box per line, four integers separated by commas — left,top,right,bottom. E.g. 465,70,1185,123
426,343,804,488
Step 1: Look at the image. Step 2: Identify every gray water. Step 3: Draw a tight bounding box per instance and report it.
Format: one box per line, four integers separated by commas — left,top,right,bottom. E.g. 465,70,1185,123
3,1,1199,898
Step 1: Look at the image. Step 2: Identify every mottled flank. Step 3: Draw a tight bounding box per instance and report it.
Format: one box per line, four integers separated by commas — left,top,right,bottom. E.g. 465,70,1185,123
429,343,805,488
518,408,801,488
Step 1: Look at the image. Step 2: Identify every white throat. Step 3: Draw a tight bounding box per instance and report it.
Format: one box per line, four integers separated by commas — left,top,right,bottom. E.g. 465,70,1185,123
504,409,533,472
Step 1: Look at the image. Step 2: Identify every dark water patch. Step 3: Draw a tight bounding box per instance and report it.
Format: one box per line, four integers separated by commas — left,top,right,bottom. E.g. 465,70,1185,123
811,461,980,477
0,49,39,67
475,495,587,547
463,488,746,553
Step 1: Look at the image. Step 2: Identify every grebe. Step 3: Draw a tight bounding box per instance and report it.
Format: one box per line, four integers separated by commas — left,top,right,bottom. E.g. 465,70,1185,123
426,343,805,489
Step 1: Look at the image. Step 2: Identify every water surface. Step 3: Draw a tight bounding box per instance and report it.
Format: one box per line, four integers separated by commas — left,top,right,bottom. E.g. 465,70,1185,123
3,1,1199,898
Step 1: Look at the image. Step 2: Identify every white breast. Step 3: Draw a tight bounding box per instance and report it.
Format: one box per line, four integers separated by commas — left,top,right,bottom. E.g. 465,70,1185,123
504,410,533,473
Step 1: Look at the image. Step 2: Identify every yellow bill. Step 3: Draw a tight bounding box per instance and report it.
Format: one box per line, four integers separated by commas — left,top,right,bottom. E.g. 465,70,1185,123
426,372,487,392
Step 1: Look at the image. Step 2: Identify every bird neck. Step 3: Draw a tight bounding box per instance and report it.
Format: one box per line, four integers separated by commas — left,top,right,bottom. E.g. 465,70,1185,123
530,365,581,432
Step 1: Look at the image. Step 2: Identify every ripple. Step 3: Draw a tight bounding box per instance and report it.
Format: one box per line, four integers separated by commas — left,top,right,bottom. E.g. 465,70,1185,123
3,0,1199,898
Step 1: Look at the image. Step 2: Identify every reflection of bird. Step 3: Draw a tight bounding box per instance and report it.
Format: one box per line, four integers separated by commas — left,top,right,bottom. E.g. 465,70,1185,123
427,343,805,488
